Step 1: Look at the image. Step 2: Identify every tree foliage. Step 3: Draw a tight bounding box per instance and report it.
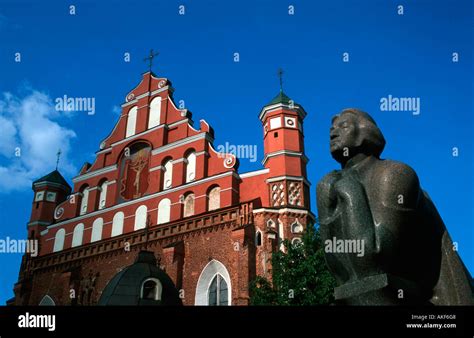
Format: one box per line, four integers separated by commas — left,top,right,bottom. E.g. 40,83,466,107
249,224,336,305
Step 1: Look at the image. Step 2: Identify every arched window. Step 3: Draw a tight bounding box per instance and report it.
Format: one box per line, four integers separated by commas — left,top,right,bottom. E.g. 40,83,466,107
291,237,303,247
134,205,148,230
39,295,55,306
208,186,220,211
291,220,304,233
112,212,124,237
266,219,276,229
141,278,163,301
53,228,65,252
72,223,84,247
80,187,89,215
126,106,137,137
208,274,228,306
195,260,231,305
148,96,162,129
185,151,196,183
183,193,195,217
91,218,103,242
98,181,108,210
157,198,171,225
163,159,173,190
255,230,262,246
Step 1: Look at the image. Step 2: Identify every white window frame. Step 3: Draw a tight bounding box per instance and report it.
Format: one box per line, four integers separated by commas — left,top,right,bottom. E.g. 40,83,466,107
134,205,148,230
148,97,162,129
98,181,108,210
163,160,173,190
140,277,163,301
71,223,84,247
91,218,103,242
80,188,89,215
185,152,196,183
111,212,124,237
53,228,66,252
126,106,138,137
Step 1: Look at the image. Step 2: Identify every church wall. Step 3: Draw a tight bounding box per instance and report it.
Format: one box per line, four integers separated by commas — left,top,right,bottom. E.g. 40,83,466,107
14,71,313,306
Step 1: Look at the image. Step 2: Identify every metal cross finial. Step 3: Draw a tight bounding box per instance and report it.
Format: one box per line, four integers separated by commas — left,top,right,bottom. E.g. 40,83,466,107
56,149,62,170
277,68,284,92
144,49,159,73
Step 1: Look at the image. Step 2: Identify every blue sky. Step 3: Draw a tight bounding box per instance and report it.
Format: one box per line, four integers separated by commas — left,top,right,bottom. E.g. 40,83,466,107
0,0,472,304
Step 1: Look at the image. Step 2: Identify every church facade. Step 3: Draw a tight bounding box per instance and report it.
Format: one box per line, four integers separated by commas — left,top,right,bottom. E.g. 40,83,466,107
10,70,314,306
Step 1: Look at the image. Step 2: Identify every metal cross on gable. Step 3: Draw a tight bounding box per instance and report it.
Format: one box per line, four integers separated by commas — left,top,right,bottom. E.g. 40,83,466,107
144,49,159,73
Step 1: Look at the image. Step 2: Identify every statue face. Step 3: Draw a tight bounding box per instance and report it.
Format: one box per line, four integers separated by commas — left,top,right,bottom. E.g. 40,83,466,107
330,114,358,161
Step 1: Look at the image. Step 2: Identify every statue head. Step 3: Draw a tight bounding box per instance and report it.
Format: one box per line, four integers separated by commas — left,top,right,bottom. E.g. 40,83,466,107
330,108,385,164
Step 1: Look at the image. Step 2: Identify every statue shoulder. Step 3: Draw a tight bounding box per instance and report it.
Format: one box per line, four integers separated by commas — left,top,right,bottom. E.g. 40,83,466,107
316,170,341,203
373,160,421,207
317,170,340,192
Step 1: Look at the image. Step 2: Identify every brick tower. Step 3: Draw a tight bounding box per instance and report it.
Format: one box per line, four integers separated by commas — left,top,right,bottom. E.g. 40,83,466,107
253,89,313,278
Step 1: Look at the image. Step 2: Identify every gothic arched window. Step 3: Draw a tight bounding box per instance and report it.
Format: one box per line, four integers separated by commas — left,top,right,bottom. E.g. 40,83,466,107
39,295,55,306
79,187,89,215
208,274,229,306
163,159,173,190
195,259,232,305
292,237,303,247
126,106,137,137
183,193,195,217
53,228,65,252
98,181,108,210
148,97,162,129
255,230,262,246
185,151,196,183
291,220,304,233
157,198,171,224
72,223,84,247
91,218,103,242
111,211,124,237
134,205,148,231
208,186,220,211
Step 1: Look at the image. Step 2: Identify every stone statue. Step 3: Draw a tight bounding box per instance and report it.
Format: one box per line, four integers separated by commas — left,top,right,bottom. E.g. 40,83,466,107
316,108,473,305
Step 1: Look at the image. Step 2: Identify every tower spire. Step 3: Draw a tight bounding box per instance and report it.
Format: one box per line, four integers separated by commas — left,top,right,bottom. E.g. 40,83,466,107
55,149,62,170
277,68,284,92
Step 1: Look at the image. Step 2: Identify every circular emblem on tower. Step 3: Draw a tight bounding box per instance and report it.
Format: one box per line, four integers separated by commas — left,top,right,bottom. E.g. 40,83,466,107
158,80,167,89
126,93,135,102
223,154,237,169
54,207,64,220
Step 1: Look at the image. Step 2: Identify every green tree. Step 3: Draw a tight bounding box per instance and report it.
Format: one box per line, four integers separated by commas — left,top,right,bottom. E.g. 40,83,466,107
249,223,336,305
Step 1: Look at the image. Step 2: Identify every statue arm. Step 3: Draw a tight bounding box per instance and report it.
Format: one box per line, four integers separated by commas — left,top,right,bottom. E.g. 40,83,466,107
316,171,340,225
333,172,377,253
371,162,422,255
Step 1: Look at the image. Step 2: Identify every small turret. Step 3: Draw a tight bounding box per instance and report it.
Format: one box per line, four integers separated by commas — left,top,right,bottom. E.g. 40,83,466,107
29,170,71,240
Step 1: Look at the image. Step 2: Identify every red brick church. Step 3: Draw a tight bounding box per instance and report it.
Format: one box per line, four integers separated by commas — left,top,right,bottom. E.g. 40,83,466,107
10,69,314,306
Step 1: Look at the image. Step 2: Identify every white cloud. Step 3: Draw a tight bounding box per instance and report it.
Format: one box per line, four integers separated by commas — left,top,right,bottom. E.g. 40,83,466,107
0,90,77,192
112,105,122,115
